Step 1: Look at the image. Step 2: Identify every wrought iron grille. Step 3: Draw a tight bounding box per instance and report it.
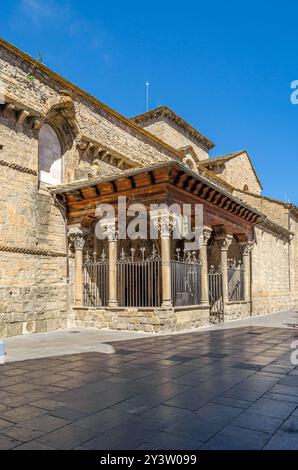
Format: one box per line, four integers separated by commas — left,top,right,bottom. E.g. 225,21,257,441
117,247,161,307
83,251,108,307
228,259,245,301
209,266,224,323
171,249,202,306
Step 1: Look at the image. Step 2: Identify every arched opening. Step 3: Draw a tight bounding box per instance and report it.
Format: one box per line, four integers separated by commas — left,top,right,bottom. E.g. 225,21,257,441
183,156,196,171
243,184,249,192
39,124,62,185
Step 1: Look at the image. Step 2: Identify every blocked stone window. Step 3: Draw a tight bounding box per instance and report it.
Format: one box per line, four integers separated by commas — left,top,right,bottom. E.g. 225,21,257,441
183,156,196,171
39,124,62,185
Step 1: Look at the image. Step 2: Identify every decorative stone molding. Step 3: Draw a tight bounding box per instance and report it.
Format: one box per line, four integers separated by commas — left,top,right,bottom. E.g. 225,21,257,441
151,210,179,238
216,235,233,251
239,241,255,256
0,159,37,175
0,96,43,129
76,136,136,171
0,244,66,257
200,228,212,246
131,106,215,150
73,234,86,251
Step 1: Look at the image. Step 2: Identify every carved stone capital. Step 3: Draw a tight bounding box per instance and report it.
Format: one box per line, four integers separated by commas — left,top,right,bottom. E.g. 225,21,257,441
151,211,179,238
200,228,212,247
106,226,118,242
73,234,86,251
217,235,233,251
239,241,255,256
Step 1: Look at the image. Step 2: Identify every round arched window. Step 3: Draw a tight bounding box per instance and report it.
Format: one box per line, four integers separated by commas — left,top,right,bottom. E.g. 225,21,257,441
243,184,249,192
39,124,62,185
183,157,196,171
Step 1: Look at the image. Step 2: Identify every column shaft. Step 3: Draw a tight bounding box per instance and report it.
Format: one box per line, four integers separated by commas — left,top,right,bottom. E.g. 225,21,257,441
221,248,229,303
200,244,209,305
108,238,118,307
75,248,83,306
73,234,86,306
243,253,250,301
161,236,172,307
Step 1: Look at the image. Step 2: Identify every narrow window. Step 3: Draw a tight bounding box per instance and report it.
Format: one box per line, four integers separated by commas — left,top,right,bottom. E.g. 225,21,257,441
39,124,62,185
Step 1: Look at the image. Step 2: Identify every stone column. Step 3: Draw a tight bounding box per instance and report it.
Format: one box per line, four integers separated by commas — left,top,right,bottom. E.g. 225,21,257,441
200,228,212,305
218,235,233,303
151,210,177,308
161,233,172,308
240,242,254,301
108,231,118,307
73,234,86,306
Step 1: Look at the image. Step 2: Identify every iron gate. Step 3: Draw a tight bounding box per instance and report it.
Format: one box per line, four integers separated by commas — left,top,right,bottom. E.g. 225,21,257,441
171,249,202,306
208,267,224,323
83,251,108,307
117,247,161,307
228,259,245,301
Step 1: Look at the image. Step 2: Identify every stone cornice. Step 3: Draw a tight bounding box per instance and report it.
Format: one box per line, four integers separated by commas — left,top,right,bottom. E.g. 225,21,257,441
0,37,209,167
0,244,67,257
131,106,215,150
0,159,37,175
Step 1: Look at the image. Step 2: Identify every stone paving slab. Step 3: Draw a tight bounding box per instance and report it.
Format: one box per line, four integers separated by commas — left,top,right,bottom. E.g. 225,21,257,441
0,323,298,449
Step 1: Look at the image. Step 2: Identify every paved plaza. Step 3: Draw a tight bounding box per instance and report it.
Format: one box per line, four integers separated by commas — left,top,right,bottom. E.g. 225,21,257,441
0,314,298,450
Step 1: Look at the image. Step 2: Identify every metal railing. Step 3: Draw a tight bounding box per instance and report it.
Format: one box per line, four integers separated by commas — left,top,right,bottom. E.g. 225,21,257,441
171,249,202,306
83,251,108,307
117,247,161,307
228,259,245,301
209,267,224,323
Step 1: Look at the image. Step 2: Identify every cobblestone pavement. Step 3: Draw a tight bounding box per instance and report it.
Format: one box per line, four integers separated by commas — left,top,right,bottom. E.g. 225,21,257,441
0,325,298,450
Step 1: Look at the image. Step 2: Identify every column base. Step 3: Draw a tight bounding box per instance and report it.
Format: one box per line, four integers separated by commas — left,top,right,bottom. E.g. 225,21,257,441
108,301,119,308
161,301,173,308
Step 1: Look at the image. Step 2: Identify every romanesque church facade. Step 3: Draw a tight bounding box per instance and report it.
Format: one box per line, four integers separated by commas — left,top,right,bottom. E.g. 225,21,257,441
0,37,297,337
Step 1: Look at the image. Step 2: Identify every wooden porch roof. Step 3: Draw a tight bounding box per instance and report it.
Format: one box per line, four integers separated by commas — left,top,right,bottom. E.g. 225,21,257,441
51,162,264,229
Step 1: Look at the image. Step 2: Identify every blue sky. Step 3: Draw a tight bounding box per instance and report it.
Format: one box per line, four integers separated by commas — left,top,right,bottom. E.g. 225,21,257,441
1,0,297,204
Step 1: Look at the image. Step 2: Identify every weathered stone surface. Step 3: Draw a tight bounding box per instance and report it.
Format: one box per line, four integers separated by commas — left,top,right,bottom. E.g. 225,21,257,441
0,38,297,337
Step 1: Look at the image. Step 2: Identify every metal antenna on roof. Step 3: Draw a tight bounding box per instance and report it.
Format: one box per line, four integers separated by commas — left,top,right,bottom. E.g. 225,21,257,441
146,82,149,112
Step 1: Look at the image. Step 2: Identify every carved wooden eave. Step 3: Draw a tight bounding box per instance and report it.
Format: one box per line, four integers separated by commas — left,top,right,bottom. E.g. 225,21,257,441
50,162,264,231
77,135,138,171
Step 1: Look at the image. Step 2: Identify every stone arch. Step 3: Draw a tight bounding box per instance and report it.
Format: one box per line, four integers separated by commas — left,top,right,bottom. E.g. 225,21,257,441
183,156,196,171
39,123,62,185
39,92,80,184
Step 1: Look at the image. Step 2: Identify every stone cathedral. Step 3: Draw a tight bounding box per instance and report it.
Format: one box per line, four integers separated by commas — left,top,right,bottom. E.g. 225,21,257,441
0,37,297,338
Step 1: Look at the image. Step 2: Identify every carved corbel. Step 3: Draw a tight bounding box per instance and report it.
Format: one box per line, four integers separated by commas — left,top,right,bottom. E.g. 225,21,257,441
17,109,30,125
3,103,15,118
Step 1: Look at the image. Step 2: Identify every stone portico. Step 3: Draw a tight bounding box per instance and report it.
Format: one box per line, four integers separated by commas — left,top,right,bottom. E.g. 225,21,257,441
52,162,261,332
0,37,297,337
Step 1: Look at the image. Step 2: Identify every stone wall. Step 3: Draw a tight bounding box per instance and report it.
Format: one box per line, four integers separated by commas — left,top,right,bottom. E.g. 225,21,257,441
225,302,251,321
73,305,210,333
0,159,69,336
0,40,180,338
250,227,295,314
289,214,298,309
234,191,290,229
140,118,209,161
0,42,181,185
211,153,262,195
0,39,297,338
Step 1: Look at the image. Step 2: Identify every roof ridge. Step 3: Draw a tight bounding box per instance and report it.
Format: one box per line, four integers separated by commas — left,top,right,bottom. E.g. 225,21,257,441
131,106,215,150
